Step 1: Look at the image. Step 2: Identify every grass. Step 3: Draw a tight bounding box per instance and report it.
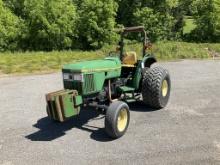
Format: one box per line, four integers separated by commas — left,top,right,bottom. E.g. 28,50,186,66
183,17,197,34
153,42,214,60
0,41,220,75
0,50,105,74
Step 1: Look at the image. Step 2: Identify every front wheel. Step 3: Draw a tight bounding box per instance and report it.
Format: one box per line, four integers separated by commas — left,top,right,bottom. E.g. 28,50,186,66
142,66,171,109
105,101,130,139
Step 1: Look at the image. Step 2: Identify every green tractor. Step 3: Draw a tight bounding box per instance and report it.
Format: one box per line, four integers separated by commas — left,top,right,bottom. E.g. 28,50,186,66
46,26,171,139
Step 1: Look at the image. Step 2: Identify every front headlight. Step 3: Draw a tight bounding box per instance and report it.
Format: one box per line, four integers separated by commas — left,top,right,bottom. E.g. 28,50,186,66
63,73,83,82
63,73,70,80
73,74,83,81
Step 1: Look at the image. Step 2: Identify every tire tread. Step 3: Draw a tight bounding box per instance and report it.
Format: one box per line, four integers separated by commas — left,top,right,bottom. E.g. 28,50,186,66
142,67,170,109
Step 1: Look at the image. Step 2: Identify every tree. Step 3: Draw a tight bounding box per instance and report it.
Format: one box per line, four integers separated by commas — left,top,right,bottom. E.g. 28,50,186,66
3,0,25,17
134,7,174,41
77,0,118,49
191,0,220,42
22,0,77,50
212,0,220,39
0,0,24,51
117,0,183,41
116,0,138,26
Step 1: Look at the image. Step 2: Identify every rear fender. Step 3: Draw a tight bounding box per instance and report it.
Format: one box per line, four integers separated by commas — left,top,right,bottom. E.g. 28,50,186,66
132,55,157,90
141,55,157,69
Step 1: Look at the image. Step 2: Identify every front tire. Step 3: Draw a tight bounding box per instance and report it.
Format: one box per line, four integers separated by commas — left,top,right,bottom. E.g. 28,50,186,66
105,101,130,139
142,66,171,109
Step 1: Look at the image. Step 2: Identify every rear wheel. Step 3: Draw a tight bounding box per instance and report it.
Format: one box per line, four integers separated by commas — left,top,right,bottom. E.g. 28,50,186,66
142,66,171,109
105,101,130,139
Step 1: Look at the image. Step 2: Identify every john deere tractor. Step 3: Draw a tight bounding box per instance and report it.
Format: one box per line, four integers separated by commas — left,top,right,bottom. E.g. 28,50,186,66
46,26,171,139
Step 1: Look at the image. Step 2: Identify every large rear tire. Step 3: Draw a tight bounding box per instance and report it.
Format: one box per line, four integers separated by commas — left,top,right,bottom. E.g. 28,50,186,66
105,101,130,139
142,66,171,109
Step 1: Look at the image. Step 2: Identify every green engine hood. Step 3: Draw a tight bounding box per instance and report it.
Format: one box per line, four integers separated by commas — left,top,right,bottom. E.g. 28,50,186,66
62,57,121,73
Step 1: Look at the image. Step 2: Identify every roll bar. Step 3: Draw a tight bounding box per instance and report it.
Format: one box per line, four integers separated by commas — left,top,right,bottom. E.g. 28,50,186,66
119,26,151,61
123,26,145,33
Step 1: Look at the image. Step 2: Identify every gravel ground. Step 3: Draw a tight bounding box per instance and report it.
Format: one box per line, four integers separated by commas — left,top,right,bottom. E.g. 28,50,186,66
0,60,220,165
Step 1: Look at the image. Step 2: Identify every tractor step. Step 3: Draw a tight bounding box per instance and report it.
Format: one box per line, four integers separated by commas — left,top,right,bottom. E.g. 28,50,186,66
118,86,137,103
126,99,136,103
118,86,135,93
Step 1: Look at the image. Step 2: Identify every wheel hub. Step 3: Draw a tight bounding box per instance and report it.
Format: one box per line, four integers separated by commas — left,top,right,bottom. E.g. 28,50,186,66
117,109,128,132
162,80,168,97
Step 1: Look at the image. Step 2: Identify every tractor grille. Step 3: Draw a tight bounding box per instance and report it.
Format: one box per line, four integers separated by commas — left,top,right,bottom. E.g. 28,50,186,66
83,74,95,94
63,81,82,93
63,72,95,95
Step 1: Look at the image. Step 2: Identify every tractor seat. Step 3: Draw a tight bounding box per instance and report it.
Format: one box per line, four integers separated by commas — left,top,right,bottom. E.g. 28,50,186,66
122,51,137,67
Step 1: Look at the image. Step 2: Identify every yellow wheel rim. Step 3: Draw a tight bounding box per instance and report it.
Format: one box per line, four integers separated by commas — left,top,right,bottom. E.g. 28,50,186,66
162,80,168,97
117,109,128,132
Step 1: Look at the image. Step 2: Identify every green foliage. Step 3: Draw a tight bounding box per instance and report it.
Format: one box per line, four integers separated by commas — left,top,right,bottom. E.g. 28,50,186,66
178,0,194,15
0,0,24,51
191,0,220,42
134,7,175,41
1,0,220,52
116,0,136,26
117,0,184,41
117,0,166,27
76,0,118,49
212,0,220,38
3,0,25,16
22,0,77,50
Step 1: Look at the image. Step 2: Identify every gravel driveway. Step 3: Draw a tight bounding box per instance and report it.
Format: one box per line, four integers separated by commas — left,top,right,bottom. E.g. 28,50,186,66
0,60,220,165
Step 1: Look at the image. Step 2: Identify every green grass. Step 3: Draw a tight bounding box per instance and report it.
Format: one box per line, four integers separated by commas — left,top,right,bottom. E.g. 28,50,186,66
0,50,105,74
153,42,214,60
183,17,197,34
0,41,219,75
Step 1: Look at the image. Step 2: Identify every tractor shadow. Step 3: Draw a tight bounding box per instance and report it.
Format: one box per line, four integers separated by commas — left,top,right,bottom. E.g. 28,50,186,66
25,102,157,142
25,107,113,142
128,101,159,112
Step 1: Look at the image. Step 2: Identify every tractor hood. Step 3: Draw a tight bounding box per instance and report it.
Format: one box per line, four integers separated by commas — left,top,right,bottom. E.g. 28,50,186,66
62,57,121,73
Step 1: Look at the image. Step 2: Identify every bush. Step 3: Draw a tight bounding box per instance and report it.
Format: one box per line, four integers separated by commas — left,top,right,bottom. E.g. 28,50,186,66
3,0,25,17
22,0,77,50
0,0,24,51
134,7,175,41
76,0,118,49
190,0,220,42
